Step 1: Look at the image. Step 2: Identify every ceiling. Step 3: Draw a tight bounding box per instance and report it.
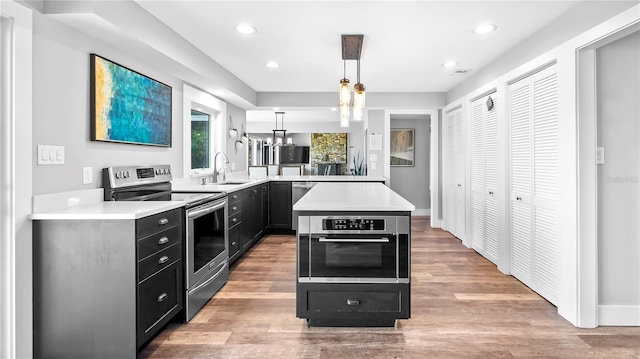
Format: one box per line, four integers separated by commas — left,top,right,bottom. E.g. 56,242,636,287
136,1,579,92
132,1,582,122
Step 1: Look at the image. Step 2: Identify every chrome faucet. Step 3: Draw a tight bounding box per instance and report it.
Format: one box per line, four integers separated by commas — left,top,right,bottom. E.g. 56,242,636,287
213,151,229,183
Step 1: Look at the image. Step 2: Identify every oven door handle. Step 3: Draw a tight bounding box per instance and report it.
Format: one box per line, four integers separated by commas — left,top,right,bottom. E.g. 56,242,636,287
187,201,226,219
318,237,389,243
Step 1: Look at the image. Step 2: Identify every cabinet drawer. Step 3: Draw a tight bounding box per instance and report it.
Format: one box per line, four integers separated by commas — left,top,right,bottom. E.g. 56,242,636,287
228,202,242,217
228,192,241,203
136,209,182,238
138,261,183,346
138,225,182,260
307,290,401,313
228,213,241,229
138,243,182,282
228,226,240,260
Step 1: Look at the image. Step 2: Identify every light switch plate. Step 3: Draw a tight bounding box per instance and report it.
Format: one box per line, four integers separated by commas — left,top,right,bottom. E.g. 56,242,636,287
82,167,93,184
370,154,378,161
370,162,377,170
596,147,605,165
37,145,64,165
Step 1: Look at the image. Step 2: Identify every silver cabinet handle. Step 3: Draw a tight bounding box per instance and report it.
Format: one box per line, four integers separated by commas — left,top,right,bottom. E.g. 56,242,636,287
232,218,238,223
489,191,494,195
232,206,238,211
157,293,168,303
231,241,237,246
158,237,169,245
318,237,389,243
158,256,169,264
158,218,169,225
346,299,360,306
516,196,522,201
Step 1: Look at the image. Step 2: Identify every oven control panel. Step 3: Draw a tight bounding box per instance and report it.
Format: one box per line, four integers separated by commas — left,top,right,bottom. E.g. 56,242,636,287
322,218,385,231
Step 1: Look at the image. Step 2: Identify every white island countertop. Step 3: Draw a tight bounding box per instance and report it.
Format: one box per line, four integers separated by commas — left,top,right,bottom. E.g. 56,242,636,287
293,182,415,212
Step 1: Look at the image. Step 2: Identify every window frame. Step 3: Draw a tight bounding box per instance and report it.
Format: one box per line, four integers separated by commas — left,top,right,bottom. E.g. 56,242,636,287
182,84,226,177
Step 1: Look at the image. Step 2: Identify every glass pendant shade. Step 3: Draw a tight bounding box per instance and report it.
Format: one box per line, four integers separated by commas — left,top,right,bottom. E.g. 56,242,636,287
352,83,366,121
339,104,350,127
339,78,350,107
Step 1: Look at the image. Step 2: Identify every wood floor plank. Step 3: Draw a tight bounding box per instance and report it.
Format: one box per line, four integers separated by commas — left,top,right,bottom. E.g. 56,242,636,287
139,216,640,358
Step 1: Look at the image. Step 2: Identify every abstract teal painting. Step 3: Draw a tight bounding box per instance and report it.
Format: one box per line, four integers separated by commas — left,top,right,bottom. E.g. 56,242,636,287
90,54,172,147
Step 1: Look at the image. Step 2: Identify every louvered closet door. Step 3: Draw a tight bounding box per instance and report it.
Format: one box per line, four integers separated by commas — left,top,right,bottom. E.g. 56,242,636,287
471,98,486,253
445,109,458,234
453,109,466,239
445,107,464,239
508,65,559,305
470,94,499,264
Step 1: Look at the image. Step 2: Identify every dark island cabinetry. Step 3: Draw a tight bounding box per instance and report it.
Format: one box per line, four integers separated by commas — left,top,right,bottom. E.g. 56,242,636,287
269,181,292,230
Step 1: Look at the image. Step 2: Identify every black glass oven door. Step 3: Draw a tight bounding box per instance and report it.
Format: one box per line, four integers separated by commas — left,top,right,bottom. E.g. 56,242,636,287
309,234,397,278
187,200,227,285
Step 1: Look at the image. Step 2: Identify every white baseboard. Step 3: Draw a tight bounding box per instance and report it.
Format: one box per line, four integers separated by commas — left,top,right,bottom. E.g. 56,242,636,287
598,305,640,326
413,209,430,216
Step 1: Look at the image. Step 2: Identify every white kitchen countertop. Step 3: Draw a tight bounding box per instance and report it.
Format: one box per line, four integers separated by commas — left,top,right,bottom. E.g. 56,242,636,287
172,175,386,193
29,201,185,220
293,182,415,212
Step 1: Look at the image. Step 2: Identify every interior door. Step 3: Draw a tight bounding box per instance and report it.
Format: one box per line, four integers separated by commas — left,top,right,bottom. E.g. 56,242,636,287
470,93,499,264
508,64,559,305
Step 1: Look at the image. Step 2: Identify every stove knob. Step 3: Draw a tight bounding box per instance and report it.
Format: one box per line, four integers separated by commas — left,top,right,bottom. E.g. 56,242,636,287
115,171,121,179
124,170,130,178
166,168,171,174
155,168,161,175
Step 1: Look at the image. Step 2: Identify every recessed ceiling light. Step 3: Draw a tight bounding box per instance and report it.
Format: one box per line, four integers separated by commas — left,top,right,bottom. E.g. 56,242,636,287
273,107,280,111
265,61,279,69
330,107,337,111
235,24,257,34
473,23,497,34
442,61,458,68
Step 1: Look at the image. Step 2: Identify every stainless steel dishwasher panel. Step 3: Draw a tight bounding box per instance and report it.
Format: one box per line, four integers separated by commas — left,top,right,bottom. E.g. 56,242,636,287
291,181,317,230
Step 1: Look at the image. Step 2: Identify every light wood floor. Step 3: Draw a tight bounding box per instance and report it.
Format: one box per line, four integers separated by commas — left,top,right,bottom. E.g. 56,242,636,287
140,217,640,358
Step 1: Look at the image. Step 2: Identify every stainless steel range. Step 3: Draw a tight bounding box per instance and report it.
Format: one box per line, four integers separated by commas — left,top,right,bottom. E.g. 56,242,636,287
103,164,229,322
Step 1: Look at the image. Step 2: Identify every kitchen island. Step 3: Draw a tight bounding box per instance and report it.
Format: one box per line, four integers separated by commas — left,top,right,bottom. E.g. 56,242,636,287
293,182,414,327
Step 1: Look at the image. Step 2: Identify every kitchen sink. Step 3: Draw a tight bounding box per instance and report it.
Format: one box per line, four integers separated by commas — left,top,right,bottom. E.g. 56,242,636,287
214,181,249,185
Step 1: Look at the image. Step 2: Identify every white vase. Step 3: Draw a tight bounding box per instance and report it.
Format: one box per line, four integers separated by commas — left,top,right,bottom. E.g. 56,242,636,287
229,129,238,139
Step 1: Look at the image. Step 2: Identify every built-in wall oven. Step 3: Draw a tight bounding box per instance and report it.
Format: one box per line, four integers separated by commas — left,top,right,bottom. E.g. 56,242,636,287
103,165,229,322
298,216,410,283
297,214,411,326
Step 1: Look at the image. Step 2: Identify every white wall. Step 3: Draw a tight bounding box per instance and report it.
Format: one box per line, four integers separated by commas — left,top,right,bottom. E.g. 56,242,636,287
1,2,33,357
32,11,184,194
390,115,430,214
596,30,640,323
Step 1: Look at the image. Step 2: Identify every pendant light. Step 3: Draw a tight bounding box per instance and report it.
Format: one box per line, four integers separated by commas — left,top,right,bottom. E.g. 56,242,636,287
339,35,365,125
272,111,287,146
352,58,365,121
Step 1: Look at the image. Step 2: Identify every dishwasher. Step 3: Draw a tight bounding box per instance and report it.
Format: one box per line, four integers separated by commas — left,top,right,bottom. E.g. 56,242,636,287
291,181,317,231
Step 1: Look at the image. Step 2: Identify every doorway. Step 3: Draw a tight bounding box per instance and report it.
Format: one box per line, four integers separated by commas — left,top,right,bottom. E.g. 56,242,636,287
390,114,430,216
578,24,640,327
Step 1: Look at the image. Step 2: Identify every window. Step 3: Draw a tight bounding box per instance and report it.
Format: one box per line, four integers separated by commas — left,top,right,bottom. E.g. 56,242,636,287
182,84,226,177
190,109,210,169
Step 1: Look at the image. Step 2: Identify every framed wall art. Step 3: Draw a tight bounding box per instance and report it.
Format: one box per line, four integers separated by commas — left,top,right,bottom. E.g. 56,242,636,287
90,54,172,147
390,128,414,166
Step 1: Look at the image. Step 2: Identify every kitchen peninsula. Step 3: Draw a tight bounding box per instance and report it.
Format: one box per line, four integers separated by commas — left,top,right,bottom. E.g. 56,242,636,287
294,182,414,327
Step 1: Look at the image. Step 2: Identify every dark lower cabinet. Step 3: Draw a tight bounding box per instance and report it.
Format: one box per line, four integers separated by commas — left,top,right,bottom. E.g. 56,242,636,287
269,181,292,230
297,282,410,327
33,208,184,358
229,183,270,263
